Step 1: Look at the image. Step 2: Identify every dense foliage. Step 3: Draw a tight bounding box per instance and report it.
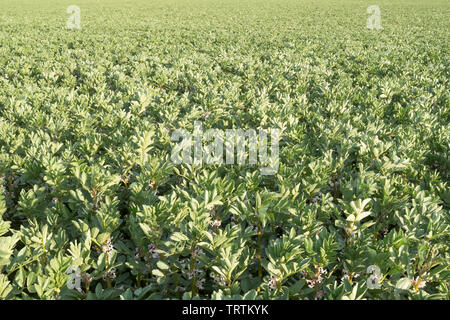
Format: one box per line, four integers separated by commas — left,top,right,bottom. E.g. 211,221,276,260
0,0,449,300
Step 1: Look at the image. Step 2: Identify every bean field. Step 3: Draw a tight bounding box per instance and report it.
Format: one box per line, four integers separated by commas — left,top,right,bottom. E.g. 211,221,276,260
0,0,449,300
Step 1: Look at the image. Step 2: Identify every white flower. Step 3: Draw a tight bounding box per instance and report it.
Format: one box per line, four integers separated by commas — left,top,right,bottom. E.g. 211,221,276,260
148,243,159,259
211,273,226,286
268,275,280,290
307,279,316,288
196,278,205,290
103,268,116,280
102,239,114,256
192,248,203,258
318,267,328,275
210,220,221,227
188,268,202,279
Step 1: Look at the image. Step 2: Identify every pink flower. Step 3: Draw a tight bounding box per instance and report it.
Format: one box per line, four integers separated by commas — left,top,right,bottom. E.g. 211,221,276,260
412,277,426,289
316,290,325,300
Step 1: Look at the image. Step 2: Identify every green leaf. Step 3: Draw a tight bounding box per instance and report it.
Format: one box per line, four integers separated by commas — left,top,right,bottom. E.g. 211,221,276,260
156,261,170,270
396,278,412,290
152,269,165,277
356,211,371,221
170,232,189,242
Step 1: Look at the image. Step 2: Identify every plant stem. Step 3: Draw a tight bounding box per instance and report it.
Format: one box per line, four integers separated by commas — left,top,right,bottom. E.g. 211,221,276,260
191,245,198,297
257,226,263,279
